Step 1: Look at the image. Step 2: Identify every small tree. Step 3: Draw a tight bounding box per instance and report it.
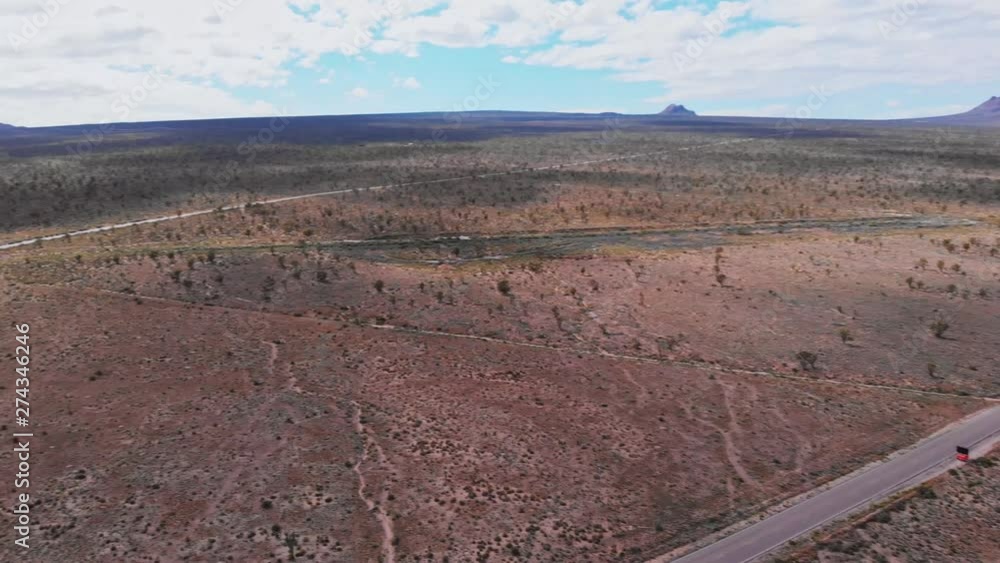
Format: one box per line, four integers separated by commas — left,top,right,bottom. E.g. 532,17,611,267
374,279,385,293
284,532,299,561
796,351,818,371
838,328,853,343
497,279,511,296
930,319,950,338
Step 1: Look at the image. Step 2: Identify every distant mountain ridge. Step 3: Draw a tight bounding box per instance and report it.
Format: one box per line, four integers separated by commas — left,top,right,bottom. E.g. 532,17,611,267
906,96,1000,126
659,104,697,117
3,97,997,155
966,96,1000,116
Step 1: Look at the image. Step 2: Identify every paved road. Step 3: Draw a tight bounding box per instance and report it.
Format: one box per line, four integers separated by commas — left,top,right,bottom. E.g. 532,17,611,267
663,405,1000,563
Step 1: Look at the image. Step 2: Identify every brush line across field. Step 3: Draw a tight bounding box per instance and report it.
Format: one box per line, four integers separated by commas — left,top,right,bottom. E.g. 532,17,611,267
0,135,775,252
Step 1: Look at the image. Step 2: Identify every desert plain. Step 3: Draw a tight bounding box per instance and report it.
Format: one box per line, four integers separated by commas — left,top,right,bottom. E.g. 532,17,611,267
0,117,998,561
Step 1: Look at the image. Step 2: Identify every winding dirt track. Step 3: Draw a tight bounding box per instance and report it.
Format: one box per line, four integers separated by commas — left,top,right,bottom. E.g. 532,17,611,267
351,402,397,563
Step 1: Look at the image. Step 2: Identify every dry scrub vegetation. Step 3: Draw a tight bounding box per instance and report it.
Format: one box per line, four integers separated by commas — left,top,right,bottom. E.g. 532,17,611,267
4,125,999,249
0,122,998,561
10,224,998,397
0,276,985,562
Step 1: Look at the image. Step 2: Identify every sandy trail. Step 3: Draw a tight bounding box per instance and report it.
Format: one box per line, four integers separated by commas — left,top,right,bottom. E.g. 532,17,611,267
690,378,762,491
769,400,811,474
351,401,397,563
619,366,650,408
717,379,763,489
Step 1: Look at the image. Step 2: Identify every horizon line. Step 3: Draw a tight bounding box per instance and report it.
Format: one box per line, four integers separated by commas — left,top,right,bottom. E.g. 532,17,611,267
1,103,989,131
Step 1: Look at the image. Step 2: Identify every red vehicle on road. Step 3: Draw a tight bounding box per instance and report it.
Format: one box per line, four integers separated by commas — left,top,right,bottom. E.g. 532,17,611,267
956,446,970,462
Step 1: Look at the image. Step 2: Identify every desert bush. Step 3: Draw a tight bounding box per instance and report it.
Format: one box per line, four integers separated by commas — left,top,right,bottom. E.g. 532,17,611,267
930,320,950,338
497,279,512,296
796,351,819,371
838,328,853,343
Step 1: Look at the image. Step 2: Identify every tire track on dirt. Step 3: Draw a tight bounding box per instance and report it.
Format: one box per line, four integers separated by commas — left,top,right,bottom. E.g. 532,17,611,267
351,401,397,563
619,367,650,407
769,400,811,474
714,378,763,490
170,338,288,559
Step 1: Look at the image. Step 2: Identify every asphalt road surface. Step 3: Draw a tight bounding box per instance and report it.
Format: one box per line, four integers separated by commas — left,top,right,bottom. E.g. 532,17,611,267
665,405,1000,563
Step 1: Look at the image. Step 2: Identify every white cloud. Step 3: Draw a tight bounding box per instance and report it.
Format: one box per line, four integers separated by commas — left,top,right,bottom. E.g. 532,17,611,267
514,0,1000,103
425,0,997,105
347,86,369,99
1,0,997,126
0,0,427,125
0,59,277,125
392,76,421,90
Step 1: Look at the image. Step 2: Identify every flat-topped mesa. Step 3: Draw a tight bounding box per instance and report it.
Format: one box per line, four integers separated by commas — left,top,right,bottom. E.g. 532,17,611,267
659,104,697,117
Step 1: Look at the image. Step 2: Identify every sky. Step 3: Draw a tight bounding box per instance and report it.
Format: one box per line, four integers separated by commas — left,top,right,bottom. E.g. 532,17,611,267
1,0,999,127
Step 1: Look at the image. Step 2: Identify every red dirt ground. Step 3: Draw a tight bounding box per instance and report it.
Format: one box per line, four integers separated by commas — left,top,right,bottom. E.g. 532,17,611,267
0,238,989,561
